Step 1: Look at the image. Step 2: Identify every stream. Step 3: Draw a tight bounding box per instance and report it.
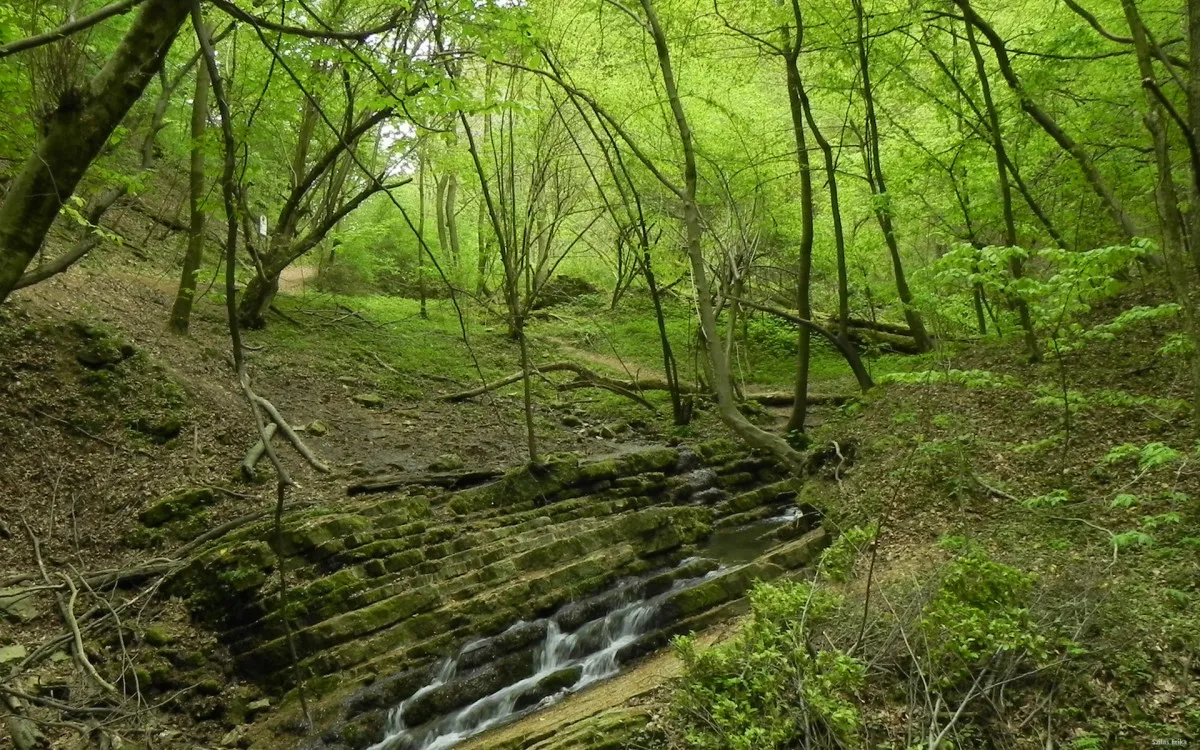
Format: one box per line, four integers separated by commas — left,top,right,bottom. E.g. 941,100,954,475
369,506,806,750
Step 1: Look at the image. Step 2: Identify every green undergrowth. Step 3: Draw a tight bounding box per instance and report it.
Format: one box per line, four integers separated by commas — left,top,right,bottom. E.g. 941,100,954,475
244,294,519,396
530,295,914,392
663,285,1198,749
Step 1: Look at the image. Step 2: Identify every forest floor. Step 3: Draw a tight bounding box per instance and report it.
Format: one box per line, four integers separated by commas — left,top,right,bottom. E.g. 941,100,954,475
1,251,1197,748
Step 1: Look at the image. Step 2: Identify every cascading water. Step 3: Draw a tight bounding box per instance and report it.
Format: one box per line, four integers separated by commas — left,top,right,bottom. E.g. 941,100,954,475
368,568,720,750
368,505,813,750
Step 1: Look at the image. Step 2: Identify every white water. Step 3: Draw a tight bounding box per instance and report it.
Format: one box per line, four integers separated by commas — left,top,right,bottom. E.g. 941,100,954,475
369,568,718,750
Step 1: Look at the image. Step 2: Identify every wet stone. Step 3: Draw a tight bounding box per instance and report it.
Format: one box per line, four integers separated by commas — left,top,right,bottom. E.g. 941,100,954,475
457,620,549,671
513,666,582,712
402,649,537,728
692,487,730,506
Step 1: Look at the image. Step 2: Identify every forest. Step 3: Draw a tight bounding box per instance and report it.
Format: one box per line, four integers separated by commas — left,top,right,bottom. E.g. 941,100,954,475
0,0,1198,747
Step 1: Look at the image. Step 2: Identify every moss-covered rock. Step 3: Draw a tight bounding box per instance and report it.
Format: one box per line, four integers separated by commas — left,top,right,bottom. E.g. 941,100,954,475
142,625,176,647
449,455,583,515
351,393,385,407
654,561,782,627
458,620,548,671
402,649,537,727
128,411,184,442
171,541,277,626
277,514,374,557
70,321,134,369
761,527,829,570
139,488,216,527
513,666,582,711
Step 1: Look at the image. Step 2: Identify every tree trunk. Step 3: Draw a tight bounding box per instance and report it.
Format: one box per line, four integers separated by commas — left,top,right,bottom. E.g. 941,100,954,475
954,0,1138,241
965,21,1040,361
239,273,280,329
168,39,211,334
852,0,934,353
784,52,815,434
638,0,805,472
643,240,689,425
790,59,875,392
435,173,450,261
445,173,461,266
418,156,428,318
518,325,539,465
0,0,190,304
1124,0,1200,425
1189,0,1200,272
476,196,491,296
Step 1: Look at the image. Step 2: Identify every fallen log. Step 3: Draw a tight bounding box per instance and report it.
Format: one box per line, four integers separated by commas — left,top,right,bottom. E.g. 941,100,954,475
843,327,924,355
348,467,504,496
745,392,854,407
817,313,914,338
441,362,701,403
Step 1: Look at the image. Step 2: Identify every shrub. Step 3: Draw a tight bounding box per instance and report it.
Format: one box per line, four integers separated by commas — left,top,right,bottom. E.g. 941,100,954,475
920,552,1046,686
667,582,864,750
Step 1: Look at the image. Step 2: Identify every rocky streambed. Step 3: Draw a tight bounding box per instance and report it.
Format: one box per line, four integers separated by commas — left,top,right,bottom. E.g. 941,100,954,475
160,440,832,749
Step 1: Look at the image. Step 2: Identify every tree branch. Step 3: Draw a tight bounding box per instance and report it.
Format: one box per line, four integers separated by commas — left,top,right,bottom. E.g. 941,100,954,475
0,0,145,59
208,0,405,40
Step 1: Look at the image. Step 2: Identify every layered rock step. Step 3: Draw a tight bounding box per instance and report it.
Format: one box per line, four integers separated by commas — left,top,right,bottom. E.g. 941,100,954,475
163,441,827,749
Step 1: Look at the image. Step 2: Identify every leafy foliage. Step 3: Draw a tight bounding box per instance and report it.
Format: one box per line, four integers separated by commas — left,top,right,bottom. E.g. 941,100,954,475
668,582,864,750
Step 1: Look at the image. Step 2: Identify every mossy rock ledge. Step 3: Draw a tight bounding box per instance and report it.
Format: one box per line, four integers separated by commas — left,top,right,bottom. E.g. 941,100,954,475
169,442,829,749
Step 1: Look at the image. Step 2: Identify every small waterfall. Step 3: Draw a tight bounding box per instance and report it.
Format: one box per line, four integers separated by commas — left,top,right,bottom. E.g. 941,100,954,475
381,658,457,738
370,567,720,750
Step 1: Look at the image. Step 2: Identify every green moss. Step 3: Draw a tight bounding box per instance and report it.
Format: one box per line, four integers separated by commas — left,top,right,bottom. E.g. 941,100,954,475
139,488,217,527
660,562,782,621
127,411,184,442
761,528,830,570
171,541,277,624
278,514,374,557
123,526,165,549
142,625,175,647
70,320,134,369
449,454,583,515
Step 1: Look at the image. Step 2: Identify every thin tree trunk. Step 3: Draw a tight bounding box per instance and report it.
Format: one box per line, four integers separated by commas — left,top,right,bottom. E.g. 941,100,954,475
518,325,539,465
965,21,1040,361
476,195,490,296
418,156,428,319
168,38,210,333
784,52,815,434
852,0,933,353
435,173,450,261
445,173,461,266
1188,0,1200,271
0,0,190,304
796,75,875,392
643,240,688,424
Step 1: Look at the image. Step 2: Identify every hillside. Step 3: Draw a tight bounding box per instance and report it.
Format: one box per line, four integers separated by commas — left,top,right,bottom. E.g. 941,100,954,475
0,262,1195,749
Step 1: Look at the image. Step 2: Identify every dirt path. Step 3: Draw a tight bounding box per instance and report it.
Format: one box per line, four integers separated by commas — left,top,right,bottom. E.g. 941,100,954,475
278,264,317,293
546,336,662,379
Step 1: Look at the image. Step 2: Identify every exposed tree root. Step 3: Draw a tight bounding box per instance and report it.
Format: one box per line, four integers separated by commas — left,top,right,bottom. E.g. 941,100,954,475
252,395,330,474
